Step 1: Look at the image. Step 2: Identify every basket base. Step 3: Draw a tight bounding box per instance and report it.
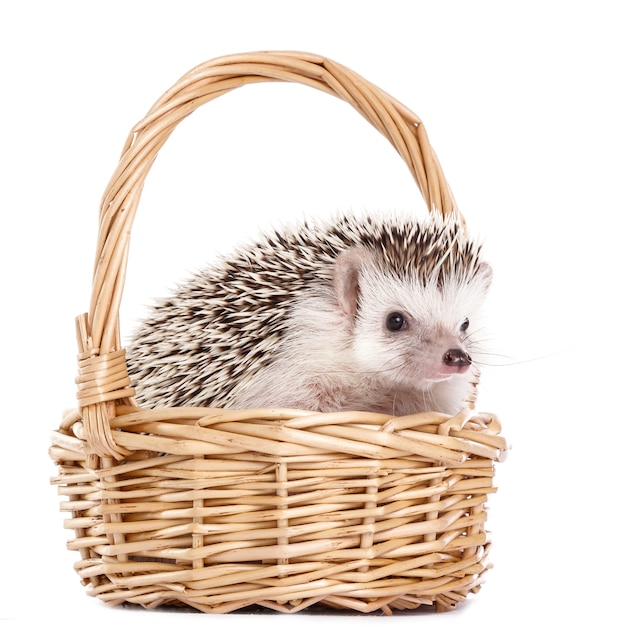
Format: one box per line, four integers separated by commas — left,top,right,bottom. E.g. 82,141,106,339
81,565,489,615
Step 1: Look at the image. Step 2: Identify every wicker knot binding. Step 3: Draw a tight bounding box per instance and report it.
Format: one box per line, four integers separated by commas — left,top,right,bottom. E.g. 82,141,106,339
50,51,507,615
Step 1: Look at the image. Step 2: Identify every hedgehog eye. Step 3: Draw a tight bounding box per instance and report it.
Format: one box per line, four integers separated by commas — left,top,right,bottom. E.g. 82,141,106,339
386,312,407,332
460,318,470,332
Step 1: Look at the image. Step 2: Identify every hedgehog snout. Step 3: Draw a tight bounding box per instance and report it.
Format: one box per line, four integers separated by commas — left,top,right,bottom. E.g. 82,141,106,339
442,348,472,374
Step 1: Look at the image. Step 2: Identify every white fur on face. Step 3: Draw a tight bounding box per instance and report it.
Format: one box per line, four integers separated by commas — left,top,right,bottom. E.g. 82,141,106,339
350,263,491,393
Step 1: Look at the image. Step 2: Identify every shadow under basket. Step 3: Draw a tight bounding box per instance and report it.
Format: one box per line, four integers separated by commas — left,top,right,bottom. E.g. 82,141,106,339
49,51,508,615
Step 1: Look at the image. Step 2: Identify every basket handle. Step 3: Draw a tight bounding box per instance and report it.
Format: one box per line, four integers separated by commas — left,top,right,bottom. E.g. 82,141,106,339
74,51,460,458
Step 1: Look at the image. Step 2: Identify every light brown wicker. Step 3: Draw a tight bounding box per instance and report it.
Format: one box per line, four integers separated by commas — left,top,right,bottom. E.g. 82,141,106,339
50,51,507,615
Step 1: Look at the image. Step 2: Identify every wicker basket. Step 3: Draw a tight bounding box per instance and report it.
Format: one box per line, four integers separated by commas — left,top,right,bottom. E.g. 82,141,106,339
50,51,507,615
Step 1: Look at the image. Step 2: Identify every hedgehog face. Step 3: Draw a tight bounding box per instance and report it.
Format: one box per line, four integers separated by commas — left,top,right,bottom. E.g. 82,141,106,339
334,247,492,394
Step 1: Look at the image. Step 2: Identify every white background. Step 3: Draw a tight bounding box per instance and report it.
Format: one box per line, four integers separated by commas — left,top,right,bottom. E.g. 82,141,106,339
2,1,624,623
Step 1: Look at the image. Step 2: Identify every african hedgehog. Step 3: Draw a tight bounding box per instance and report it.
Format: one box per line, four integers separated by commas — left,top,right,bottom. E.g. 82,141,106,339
126,212,492,416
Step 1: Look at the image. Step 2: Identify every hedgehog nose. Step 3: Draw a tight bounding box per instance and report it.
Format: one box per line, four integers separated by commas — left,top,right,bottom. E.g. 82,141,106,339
443,348,472,373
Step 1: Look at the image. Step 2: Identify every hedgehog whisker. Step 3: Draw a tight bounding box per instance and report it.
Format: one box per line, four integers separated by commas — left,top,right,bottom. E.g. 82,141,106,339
369,351,415,379
471,352,555,367
314,351,409,379
419,386,437,413
464,327,490,347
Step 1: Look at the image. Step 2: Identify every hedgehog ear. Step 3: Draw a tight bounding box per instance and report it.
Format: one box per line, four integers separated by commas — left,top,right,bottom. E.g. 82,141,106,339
333,248,374,321
474,262,493,292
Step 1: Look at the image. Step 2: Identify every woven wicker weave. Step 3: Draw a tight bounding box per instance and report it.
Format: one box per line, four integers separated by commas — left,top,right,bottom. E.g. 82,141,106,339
50,51,507,614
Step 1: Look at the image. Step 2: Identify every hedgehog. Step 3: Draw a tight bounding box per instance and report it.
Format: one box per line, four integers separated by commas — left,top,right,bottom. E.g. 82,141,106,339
126,211,492,416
